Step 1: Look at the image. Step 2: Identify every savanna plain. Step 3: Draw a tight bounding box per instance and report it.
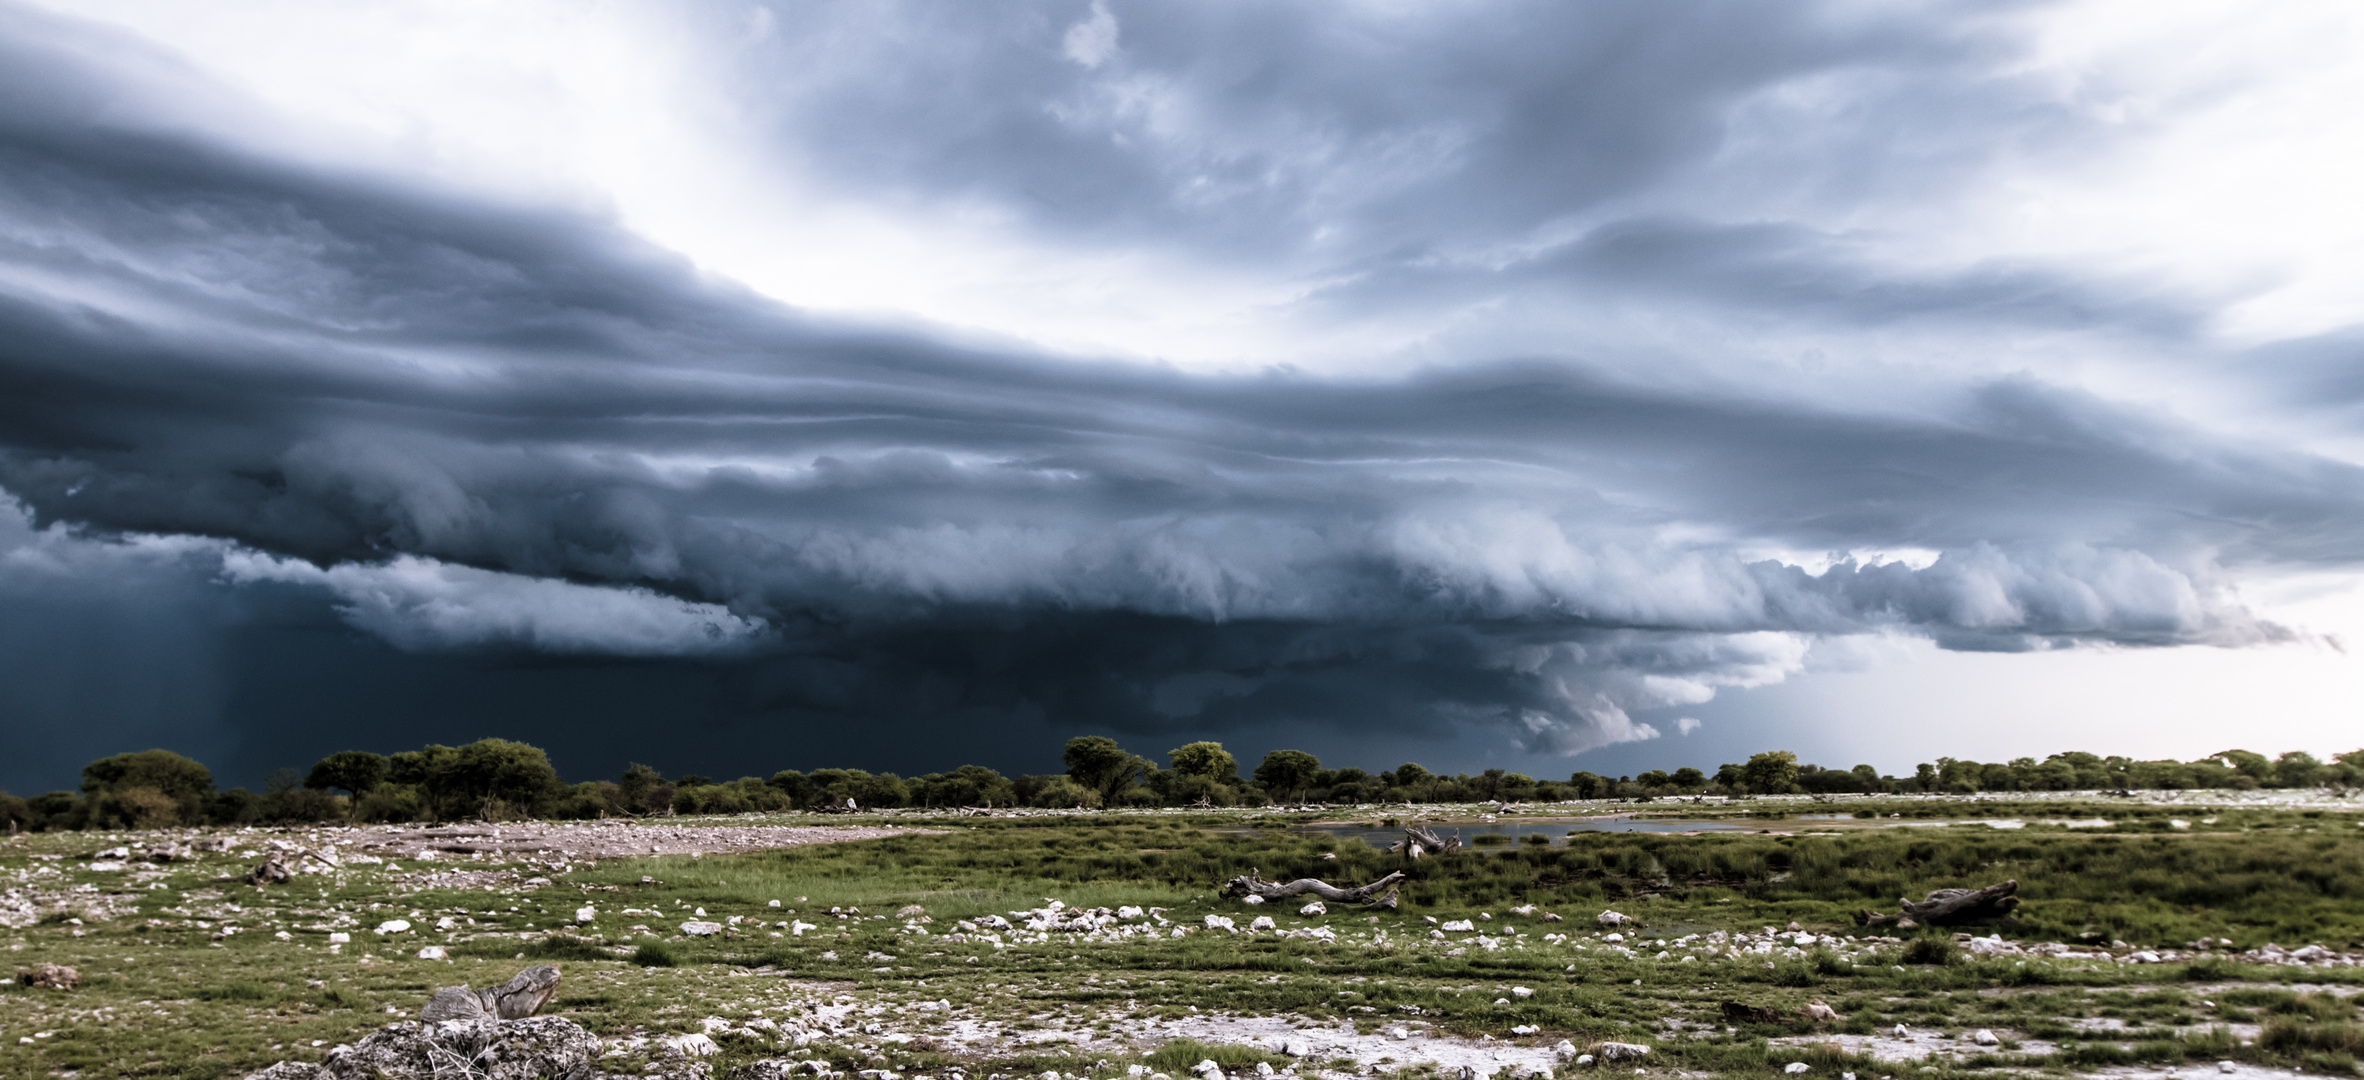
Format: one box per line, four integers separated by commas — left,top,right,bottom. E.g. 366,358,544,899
5,793,2363,1080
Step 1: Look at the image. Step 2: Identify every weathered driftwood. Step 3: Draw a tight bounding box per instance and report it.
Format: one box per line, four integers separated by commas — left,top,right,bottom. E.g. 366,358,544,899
1219,869,1406,909
420,965,564,1022
1859,879,2020,928
1386,826,1462,858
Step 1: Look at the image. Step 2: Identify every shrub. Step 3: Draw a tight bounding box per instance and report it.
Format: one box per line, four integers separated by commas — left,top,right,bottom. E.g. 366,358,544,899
631,943,677,967
1901,935,1959,966
1028,777,1102,809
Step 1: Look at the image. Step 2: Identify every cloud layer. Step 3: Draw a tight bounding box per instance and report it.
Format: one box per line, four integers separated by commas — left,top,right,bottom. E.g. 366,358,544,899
2,0,2362,787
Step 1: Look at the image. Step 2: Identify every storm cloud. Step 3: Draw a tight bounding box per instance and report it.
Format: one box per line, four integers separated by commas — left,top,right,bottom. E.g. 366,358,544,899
2,0,2361,789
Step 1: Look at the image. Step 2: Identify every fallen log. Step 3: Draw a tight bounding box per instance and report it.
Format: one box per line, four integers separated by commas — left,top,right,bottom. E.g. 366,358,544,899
1219,869,1406,909
1859,879,2020,928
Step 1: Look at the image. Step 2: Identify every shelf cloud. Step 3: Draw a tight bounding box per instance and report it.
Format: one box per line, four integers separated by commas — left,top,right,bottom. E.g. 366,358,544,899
3,0,2362,787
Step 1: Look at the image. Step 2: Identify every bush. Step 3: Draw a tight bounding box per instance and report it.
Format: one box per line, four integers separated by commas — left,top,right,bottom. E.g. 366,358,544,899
630,943,677,967
1028,777,1103,809
1901,935,1959,966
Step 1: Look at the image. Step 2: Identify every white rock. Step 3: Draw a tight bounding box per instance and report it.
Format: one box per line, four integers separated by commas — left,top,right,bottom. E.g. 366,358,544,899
435,916,459,931
576,906,596,924
681,920,725,936
1602,933,1624,943
1511,986,1534,998
1597,1042,1650,1061
274,930,293,941
1598,910,1631,926
1254,1064,1274,1077
1511,1024,1539,1035
375,920,411,934
1192,1060,1222,1077
2131,951,2161,964
1128,1066,1151,1077
1204,915,1236,931
791,920,817,936
1440,920,1476,932
1388,1026,1410,1041
1249,916,1277,931
1573,1056,1594,1067
1971,1029,1999,1046
2217,1062,2234,1073
701,1017,731,1034
1299,901,1327,917
1785,1063,1811,1074
694,907,706,916
1552,1040,1579,1061
769,899,782,908
673,1033,718,1057
416,946,448,960
1241,894,1264,905
1891,1025,1908,1038
1118,906,1146,919
328,932,350,944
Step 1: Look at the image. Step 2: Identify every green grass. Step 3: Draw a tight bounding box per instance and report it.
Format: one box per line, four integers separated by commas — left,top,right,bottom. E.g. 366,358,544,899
2,797,2361,1078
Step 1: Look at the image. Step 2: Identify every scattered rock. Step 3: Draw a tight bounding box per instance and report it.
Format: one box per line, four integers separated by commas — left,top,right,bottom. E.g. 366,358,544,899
681,920,725,937
16,963,79,990
1597,910,1631,927
1784,1063,1811,1074
1249,916,1277,931
895,904,926,918
1802,1001,1842,1022
1971,1029,1999,1046
1203,915,1236,932
575,906,596,924
1510,986,1534,999
672,1032,719,1057
732,1063,804,1080
416,946,448,961
420,966,563,1022
1551,1040,1578,1061
1596,1042,1650,1061
1298,901,1327,917
241,1016,600,1080
377,919,412,934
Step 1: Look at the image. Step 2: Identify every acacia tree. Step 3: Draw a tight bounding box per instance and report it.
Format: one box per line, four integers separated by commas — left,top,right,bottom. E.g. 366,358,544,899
81,749,213,825
305,751,389,797
1253,750,1321,802
1168,741,1237,781
1062,737,1150,803
1740,750,1799,794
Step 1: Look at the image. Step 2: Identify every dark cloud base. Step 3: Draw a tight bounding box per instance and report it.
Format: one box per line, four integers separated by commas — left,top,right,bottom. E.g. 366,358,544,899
2,3,2360,792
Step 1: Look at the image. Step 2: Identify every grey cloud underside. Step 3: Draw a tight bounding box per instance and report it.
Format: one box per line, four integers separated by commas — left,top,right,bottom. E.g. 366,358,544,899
730,0,2028,259
1,5,2358,758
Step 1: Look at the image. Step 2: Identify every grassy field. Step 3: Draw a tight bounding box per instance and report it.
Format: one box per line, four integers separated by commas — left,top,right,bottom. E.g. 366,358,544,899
3,795,2361,1079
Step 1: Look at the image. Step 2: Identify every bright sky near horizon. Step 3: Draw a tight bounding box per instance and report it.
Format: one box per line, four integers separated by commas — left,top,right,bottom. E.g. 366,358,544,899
3,0,2362,789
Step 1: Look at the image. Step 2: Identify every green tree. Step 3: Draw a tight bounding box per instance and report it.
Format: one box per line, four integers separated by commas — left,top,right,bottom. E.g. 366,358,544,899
81,749,212,803
81,749,212,823
304,751,389,797
1739,750,1800,794
1390,762,1432,787
1671,767,1706,790
1062,737,1150,803
1168,741,1237,782
1253,750,1323,802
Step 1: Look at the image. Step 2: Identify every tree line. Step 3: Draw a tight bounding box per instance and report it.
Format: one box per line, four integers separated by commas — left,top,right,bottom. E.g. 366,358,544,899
3,737,2360,832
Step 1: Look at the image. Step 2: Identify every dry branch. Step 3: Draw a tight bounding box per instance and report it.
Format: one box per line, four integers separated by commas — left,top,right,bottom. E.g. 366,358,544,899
1219,869,1406,909
1386,826,1462,858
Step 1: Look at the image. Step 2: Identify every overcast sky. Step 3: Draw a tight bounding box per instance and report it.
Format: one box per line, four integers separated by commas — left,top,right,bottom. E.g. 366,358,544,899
4,0,2363,793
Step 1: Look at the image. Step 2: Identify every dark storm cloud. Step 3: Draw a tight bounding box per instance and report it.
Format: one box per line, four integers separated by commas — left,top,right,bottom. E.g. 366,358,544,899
1,1,2359,790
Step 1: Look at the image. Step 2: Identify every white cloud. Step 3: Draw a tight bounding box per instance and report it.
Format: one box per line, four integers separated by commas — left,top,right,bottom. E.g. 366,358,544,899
219,552,767,656
1675,717,1702,736
1062,1,1118,69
